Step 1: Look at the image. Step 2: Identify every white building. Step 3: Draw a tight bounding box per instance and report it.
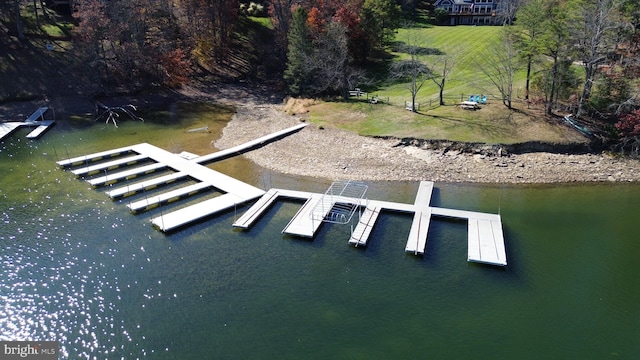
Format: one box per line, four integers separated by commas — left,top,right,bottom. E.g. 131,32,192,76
434,0,504,26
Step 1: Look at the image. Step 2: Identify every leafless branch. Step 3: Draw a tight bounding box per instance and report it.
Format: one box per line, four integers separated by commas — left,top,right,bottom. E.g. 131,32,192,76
95,101,144,128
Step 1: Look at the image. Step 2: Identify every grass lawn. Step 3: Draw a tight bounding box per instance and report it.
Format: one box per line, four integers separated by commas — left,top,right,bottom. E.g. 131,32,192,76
305,25,582,145
307,99,577,144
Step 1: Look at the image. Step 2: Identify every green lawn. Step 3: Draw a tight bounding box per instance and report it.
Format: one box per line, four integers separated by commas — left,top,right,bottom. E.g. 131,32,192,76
385,26,508,104
305,25,580,145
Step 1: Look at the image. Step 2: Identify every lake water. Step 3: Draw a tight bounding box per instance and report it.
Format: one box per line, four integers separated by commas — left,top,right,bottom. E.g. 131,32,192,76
1,107,639,359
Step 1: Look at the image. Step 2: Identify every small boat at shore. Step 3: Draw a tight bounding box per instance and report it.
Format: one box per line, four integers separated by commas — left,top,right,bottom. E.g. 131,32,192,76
563,114,592,137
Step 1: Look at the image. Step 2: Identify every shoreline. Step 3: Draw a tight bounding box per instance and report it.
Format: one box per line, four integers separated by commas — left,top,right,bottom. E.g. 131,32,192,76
215,102,640,184
3,84,640,184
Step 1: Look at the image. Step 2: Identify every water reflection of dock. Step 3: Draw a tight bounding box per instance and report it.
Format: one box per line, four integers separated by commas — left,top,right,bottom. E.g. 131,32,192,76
57,122,506,266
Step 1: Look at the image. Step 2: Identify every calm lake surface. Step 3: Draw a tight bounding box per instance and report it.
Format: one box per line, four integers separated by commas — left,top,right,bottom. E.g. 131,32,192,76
1,106,639,359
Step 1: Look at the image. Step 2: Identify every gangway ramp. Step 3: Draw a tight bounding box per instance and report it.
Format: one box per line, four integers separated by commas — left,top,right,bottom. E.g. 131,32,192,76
403,181,434,255
414,181,434,206
195,123,308,164
25,107,49,122
349,206,382,247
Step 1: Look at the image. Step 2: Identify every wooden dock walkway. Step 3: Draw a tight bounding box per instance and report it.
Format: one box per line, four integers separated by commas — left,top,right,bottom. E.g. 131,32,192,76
1,107,55,142
58,123,310,232
232,189,320,230
59,141,267,232
0,122,22,142
71,153,149,176
413,180,434,206
55,127,507,265
232,189,281,229
467,218,507,266
282,194,326,238
151,193,246,232
57,145,135,168
348,206,382,247
106,172,188,198
404,208,432,254
88,163,167,186
126,182,212,212
25,120,55,139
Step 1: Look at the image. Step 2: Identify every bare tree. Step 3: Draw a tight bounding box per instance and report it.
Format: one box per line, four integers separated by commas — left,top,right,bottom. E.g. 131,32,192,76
309,21,367,99
390,31,430,112
478,27,519,109
429,51,457,106
571,0,620,117
497,0,526,25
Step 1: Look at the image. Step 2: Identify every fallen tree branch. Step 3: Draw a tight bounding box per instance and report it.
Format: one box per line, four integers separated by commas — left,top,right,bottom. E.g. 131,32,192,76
95,101,144,128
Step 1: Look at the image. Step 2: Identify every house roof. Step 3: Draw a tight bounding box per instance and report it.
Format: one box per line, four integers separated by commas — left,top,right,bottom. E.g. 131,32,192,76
434,0,477,6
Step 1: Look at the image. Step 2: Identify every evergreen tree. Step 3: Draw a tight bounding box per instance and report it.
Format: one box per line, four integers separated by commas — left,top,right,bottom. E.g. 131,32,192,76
537,2,572,115
361,0,402,54
514,0,548,101
284,7,314,96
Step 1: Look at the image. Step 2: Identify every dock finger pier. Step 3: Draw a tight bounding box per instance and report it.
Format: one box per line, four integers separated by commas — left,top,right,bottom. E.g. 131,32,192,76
56,123,507,267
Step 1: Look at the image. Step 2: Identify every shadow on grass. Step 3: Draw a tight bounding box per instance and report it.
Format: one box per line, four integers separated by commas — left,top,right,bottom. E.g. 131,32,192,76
391,41,445,56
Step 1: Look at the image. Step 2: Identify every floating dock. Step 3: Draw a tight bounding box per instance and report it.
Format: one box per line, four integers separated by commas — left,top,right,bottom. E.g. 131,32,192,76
404,180,435,254
126,182,212,212
57,124,309,232
282,194,326,238
1,107,56,142
0,122,22,141
232,189,282,229
348,205,381,247
106,172,188,198
404,208,432,255
58,142,265,232
57,122,507,266
57,145,136,168
232,181,506,266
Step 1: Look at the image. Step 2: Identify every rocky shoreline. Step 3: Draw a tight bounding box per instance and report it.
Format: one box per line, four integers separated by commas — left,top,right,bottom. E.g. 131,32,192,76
3,83,640,184
215,102,640,184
